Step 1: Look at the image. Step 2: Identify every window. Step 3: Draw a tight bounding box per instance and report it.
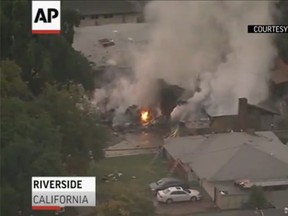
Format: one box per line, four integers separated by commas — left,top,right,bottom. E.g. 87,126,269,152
103,14,113,18
171,191,186,195
184,189,190,193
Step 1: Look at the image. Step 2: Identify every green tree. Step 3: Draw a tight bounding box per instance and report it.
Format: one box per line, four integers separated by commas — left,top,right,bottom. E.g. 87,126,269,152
0,61,65,215
0,183,20,216
248,186,267,209
62,9,81,44
33,83,107,174
97,184,155,216
0,60,32,99
1,0,95,93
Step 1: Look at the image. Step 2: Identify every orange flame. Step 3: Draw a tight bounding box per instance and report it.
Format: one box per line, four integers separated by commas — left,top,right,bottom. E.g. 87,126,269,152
140,109,152,125
141,111,149,122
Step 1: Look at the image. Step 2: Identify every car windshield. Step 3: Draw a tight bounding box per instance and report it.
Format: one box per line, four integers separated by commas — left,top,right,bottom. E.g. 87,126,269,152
163,188,171,194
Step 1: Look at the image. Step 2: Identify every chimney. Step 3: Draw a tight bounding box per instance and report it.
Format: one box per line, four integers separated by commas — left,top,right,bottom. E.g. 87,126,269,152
238,98,248,130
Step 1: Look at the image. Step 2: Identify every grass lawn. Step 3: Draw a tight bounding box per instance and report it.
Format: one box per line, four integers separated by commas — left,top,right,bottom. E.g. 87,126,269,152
89,154,170,201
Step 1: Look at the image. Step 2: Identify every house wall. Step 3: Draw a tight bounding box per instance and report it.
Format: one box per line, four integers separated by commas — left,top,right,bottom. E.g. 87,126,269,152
201,179,215,201
164,150,192,181
215,189,249,209
187,170,198,182
122,14,139,23
211,98,276,132
80,13,139,27
259,115,275,130
211,116,239,132
248,113,274,131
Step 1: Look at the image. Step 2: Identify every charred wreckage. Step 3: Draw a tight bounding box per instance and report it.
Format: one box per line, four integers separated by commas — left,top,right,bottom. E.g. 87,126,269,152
98,78,206,134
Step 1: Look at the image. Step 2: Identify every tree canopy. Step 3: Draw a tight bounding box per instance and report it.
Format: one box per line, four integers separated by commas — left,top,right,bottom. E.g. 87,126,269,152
1,0,94,94
96,184,155,216
0,59,108,215
0,1,107,215
247,186,268,209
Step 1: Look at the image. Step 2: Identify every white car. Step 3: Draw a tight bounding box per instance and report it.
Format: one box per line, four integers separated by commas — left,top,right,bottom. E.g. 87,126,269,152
157,186,201,204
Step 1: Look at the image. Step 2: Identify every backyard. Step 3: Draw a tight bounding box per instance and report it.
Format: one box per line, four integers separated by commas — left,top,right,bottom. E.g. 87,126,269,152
80,154,215,216
89,154,170,202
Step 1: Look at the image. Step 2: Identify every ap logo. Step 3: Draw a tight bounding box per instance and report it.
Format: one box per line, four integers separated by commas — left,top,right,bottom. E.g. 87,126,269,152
32,1,61,34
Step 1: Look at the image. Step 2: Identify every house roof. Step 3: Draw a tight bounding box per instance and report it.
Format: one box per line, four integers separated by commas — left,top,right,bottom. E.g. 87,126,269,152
164,131,288,181
209,98,280,117
265,189,288,209
249,100,280,115
213,181,247,195
63,0,139,16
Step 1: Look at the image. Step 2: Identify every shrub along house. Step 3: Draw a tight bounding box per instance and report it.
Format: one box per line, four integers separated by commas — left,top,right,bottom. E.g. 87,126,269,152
163,131,288,209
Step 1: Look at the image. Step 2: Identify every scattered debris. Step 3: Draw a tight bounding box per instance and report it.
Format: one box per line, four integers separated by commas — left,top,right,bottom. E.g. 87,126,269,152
98,38,115,48
101,172,124,182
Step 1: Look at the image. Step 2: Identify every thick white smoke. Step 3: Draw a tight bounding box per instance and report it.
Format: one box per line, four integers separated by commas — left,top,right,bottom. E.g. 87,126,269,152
94,1,278,118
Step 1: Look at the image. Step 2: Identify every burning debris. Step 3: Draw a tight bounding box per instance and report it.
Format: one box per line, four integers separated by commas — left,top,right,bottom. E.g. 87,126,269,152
95,77,202,133
93,1,276,124
91,1,278,138
140,108,154,126
96,100,171,133
140,109,150,125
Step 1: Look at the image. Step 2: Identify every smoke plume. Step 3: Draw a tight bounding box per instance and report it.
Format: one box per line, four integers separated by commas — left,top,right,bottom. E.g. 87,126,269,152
94,1,278,118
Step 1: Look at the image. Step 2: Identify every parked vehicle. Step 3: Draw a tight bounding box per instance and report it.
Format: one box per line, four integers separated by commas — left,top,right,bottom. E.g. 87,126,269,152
149,177,189,194
157,186,201,204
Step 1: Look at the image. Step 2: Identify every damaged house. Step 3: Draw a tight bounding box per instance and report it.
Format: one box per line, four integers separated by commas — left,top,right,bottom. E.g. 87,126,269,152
271,57,288,101
170,97,280,137
210,98,280,132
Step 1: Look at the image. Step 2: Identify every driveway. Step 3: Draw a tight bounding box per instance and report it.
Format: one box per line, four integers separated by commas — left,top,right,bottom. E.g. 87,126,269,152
154,199,216,215
153,187,216,216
